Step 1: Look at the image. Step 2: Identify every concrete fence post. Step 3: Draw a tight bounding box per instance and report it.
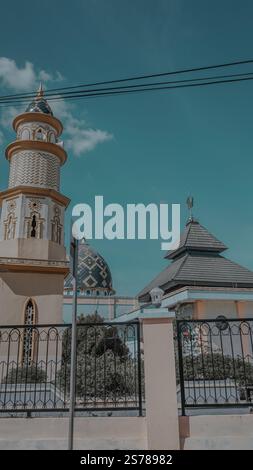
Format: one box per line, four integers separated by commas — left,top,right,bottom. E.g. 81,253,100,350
141,313,180,450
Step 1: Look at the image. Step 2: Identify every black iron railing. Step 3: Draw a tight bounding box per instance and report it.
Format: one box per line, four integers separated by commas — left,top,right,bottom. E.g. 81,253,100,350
176,318,253,414
0,321,143,415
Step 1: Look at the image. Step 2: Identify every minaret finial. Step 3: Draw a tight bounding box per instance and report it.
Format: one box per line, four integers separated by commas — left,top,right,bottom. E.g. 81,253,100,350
186,196,194,222
36,82,44,99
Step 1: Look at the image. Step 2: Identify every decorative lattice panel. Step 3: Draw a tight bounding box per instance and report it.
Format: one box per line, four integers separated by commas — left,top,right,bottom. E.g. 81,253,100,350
8,151,60,190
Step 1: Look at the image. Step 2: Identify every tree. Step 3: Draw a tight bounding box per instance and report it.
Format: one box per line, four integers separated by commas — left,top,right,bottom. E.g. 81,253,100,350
58,313,138,402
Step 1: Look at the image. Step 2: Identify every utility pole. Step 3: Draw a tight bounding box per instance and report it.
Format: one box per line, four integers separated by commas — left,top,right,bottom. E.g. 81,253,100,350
68,233,78,450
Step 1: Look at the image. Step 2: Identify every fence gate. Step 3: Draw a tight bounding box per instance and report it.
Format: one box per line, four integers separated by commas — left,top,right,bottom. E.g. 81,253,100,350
176,318,253,415
0,321,143,416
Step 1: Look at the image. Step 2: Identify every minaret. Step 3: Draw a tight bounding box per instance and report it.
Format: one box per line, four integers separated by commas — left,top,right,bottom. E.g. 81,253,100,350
0,85,69,324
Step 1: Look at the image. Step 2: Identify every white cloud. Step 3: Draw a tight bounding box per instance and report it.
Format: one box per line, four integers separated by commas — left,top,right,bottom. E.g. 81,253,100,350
0,58,113,156
38,69,64,83
0,58,35,91
48,98,113,157
38,69,53,82
0,105,20,129
64,113,113,157
0,57,64,91
66,127,112,156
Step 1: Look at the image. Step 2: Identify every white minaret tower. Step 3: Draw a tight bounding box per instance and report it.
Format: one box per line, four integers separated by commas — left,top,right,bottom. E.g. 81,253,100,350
0,85,69,325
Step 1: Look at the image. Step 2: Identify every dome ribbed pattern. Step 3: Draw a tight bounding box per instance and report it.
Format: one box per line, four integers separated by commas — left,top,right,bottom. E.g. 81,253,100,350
64,240,114,295
26,98,53,116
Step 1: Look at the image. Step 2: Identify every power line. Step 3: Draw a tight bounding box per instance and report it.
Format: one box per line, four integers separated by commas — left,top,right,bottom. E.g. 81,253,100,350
38,59,253,91
1,70,253,104
1,73,253,108
20,57,253,93
1,58,253,103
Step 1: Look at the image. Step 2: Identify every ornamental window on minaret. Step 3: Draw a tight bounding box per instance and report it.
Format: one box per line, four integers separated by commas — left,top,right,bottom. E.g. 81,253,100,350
0,84,69,325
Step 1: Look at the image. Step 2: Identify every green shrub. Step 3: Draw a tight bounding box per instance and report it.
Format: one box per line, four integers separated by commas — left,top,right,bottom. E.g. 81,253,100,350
4,365,47,384
181,353,253,386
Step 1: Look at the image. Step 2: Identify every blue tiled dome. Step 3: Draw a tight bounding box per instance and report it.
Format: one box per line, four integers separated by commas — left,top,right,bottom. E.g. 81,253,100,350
25,83,53,115
26,98,53,115
64,240,114,296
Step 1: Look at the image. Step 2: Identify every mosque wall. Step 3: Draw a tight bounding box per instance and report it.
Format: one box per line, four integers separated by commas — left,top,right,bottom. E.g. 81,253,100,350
195,299,238,319
0,271,64,325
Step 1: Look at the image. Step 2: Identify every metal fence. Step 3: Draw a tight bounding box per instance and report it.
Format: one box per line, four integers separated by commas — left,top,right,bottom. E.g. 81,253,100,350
0,321,143,415
176,318,253,414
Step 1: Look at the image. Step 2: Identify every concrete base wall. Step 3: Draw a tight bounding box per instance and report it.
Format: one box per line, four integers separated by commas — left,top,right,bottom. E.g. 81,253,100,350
2,414,253,450
0,238,66,261
180,414,253,450
0,417,147,450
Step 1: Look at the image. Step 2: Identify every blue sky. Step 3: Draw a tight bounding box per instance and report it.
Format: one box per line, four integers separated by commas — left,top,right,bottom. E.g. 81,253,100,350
0,0,253,295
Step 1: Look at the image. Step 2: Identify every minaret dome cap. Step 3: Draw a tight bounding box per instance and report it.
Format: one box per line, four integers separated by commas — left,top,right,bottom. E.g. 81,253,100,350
25,83,53,116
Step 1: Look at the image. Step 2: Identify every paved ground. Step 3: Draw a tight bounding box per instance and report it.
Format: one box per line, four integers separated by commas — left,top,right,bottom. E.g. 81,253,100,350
181,406,253,416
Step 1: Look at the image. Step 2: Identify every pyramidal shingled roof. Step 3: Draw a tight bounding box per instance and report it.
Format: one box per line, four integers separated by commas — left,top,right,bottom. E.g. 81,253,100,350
165,219,227,259
138,219,253,302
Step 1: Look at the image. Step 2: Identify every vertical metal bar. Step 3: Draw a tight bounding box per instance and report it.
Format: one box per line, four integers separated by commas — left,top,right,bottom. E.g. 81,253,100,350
103,325,107,408
94,326,97,408
219,329,228,403
13,329,21,409
32,327,39,410
63,327,70,408
199,324,207,403
43,329,50,408
189,324,197,405
23,327,31,410
123,326,128,408
68,275,77,450
238,322,248,400
113,327,117,407
53,328,59,408
4,330,11,408
83,326,87,407
68,237,78,451
131,325,138,407
208,324,218,404
228,324,238,402
137,321,143,417
176,321,186,416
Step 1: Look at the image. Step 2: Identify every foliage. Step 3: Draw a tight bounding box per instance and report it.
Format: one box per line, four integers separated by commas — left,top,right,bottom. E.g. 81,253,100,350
58,313,138,399
179,353,253,386
4,365,47,384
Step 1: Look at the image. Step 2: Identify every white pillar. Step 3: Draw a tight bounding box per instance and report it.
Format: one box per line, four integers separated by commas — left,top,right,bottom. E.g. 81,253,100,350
142,314,180,449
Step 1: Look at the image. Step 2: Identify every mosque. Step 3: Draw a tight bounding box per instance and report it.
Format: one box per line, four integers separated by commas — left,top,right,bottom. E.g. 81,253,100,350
1,86,253,328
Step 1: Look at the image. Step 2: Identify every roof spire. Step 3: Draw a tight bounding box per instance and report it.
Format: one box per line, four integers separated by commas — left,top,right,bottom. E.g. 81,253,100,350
25,82,53,115
186,195,194,223
36,82,44,100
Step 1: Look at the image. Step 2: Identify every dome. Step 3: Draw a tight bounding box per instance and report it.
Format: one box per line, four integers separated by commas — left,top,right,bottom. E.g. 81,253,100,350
25,98,53,116
64,240,115,296
25,83,53,116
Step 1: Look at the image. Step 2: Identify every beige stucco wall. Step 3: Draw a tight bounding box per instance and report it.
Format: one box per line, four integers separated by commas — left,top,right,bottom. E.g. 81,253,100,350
0,271,64,324
0,417,147,450
0,238,66,261
236,300,253,317
180,414,253,450
195,299,241,319
142,317,180,450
